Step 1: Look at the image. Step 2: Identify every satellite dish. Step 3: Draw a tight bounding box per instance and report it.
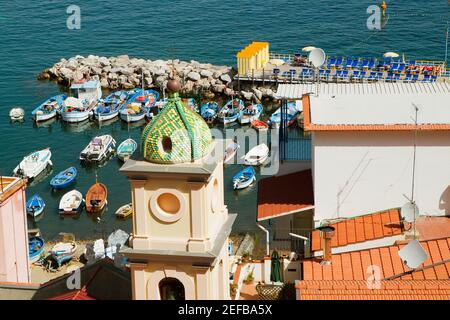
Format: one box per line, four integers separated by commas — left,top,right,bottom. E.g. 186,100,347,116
398,240,428,269
309,48,326,68
401,201,419,223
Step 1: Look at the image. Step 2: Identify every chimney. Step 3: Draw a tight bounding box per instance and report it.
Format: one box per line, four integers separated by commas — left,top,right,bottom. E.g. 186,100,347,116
316,226,335,265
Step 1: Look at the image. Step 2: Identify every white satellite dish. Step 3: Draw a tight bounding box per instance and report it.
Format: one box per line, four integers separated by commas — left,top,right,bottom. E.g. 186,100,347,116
309,48,326,68
401,201,419,223
398,240,428,269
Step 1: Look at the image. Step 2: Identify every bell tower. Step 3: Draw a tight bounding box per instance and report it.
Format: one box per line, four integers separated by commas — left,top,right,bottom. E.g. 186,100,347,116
120,79,235,300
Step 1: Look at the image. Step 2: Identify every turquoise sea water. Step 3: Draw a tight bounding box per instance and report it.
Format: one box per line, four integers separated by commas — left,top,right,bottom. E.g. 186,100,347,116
0,1,449,239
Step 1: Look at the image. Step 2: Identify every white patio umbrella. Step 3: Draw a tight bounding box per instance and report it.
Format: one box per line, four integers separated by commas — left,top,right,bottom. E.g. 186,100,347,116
302,46,316,52
383,52,399,58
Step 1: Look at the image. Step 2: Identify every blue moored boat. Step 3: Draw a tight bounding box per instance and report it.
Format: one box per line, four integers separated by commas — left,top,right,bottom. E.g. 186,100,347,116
32,94,66,122
26,194,45,217
50,167,77,190
200,102,219,123
218,99,244,124
29,236,45,263
94,91,128,122
232,167,256,190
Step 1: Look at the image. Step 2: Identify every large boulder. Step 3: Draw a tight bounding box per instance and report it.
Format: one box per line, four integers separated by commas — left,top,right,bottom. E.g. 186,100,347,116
220,74,232,83
200,69,213,78
187,71,201,81
59,67,74,80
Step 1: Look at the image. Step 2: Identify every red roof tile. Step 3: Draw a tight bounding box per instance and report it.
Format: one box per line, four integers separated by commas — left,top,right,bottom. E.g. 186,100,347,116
311,209,403,252
296,280,450,300
303,237,450,281
257,170,314,221
302,94,450,132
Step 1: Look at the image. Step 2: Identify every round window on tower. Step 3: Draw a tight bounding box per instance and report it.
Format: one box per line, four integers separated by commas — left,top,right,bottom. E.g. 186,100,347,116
150,189,186,223
211,178,221,213
160,136,173,154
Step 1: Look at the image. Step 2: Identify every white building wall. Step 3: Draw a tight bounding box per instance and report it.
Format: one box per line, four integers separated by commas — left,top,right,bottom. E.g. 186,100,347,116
313,131,450,224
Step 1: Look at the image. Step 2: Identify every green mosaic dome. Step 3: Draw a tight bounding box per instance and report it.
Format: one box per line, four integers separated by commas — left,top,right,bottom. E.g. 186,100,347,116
141,82,212,164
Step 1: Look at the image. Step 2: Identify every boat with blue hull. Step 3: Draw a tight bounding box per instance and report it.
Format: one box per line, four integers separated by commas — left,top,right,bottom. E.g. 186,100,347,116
50,167,77,190
218,98,244,124
200,102,219,123
94,91,128,122
51,242,77,267
32,94,67,122
238,103,263,124
233,167,256,190
29,236,45,263
269,101,302,129
26,194,45,217
119,89,160,122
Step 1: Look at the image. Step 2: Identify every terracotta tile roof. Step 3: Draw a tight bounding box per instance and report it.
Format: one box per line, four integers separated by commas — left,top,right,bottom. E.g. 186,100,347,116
303,237,450,281
310,209,403,252
296,280,450,300
49,288,95,300
257,170,314,221
302,94,450,132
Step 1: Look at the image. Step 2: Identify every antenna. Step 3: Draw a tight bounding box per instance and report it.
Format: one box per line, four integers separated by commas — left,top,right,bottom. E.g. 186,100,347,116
398,239,428,269
309,48,326,97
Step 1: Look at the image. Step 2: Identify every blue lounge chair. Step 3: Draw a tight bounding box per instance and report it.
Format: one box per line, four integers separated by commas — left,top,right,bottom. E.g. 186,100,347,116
357,71,367,81
409,60,416,66
422,75,431,82
320,69,331,81
344,58,352,69
398,63,406,73
338,70,349,81
328,57,336,68
367,71,377,81
404,74,412,82
411,74,419,83
393,74,401,82
335,57,343,67
391,63,399,72
385,73,394,82
351,59,359,68
383,57,392,66
361,59,369,69
368,59,376,69
431,75,438,82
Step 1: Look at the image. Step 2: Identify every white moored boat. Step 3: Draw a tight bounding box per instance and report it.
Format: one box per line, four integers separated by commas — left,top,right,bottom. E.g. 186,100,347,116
9,107,25,121
13,148,53,179
244,143,269,166
61,80,102,123
80,135,116,163
59,190,84,214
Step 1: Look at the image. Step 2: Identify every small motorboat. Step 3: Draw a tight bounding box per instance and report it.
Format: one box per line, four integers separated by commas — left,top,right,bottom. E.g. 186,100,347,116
59,190,84,214
223,140,240,164
29,236,45,263
32,95,66,122
13,148,52,179
115,203,133,219
233,167,256,190
93,91,128,122
182,98,199,113
269,101,301,129
86,181,107,213
251,119,270,131
200,102,219,123
117,138,137,162
51,241,77,267
238,103,263,124
80,135,116,163
218,99,244,124
9,107,25,121
50,167,77,190
244,143,269,166
26,194,45,217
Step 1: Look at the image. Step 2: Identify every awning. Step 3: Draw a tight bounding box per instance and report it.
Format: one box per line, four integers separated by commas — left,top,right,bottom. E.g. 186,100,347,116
257,169,314,221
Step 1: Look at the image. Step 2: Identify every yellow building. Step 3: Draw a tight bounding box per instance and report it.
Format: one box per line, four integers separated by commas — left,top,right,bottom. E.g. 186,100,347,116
120,79,235,300
237,41,270,76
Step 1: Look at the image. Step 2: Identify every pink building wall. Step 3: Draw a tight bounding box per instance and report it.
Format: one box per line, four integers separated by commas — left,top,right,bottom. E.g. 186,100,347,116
0,179,30,283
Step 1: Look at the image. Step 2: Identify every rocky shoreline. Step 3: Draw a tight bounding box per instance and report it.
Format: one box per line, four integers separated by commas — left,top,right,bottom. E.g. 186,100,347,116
38,55,279,102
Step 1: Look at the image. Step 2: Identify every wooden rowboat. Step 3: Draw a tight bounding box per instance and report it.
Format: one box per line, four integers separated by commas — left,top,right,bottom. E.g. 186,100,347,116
86,182,107,213
115,203,133,219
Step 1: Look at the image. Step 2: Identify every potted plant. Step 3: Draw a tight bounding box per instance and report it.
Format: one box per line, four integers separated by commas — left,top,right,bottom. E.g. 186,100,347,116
230,283,237,298
244,270,254,284
241,252,250,263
